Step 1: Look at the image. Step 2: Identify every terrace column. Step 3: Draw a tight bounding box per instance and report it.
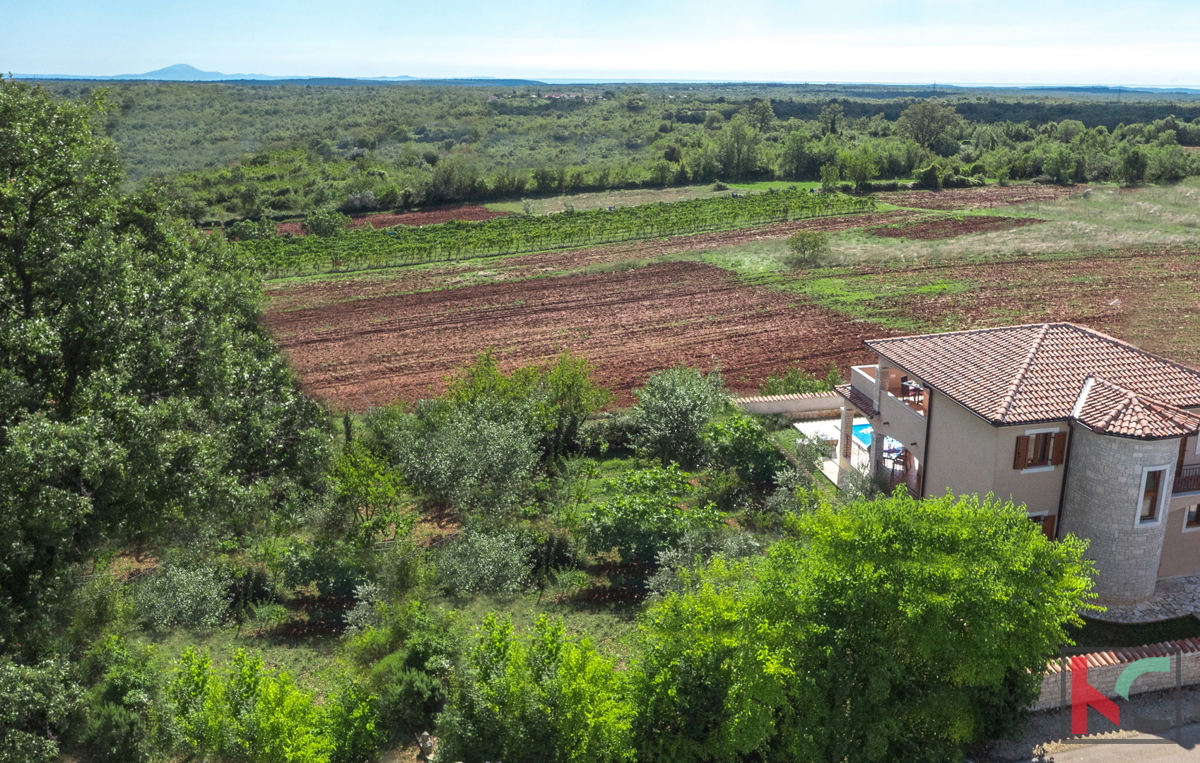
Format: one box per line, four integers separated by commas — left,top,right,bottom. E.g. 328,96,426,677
837,405,855,488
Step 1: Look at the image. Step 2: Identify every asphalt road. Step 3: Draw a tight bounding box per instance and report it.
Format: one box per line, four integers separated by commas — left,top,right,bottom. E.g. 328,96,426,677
1024,723,1200,762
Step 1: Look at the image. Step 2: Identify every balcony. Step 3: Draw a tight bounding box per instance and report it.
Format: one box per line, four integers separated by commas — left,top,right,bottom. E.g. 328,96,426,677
1177,465,1200,495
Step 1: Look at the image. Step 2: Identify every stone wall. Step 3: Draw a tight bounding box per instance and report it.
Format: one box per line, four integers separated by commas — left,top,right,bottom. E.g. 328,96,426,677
1032,639,1200,711
1060,426,1180,604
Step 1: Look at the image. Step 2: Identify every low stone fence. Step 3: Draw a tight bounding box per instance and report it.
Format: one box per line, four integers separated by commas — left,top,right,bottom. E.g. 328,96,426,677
1032,638,1200,711
736,392,842,418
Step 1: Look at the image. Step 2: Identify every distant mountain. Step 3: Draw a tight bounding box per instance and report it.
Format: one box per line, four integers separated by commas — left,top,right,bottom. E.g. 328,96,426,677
12,64,421,82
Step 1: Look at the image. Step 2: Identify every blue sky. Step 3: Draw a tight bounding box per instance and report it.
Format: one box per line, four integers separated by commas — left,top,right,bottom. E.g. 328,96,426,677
5,0,1198,85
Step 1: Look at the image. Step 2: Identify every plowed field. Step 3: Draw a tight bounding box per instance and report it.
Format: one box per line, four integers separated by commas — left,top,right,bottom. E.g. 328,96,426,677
264,261,883,411
869,215,1043,240
276,206,507,236
876,184,1084,210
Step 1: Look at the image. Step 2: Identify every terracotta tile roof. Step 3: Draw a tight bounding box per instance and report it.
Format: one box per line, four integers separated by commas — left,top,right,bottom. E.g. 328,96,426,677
1071,376,1200,440
834,384,878,417
1043,637,1200,674
865,323,1200,429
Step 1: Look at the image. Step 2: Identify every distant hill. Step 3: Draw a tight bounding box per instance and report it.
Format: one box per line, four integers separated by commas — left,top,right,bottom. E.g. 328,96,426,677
13,64,422,83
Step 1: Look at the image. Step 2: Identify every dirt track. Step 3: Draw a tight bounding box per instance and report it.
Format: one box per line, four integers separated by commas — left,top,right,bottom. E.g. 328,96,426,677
264,261,883,411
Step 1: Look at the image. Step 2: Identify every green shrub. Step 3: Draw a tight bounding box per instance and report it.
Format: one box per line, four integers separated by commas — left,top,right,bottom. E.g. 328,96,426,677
630,367,728,468
280,543,364,600
300,208,350,235
134,562,233,630
367,651,444,741
705,414,785,488
782,230,831,269
585,465,720,564
436,529,534,596
69,636,165,763
0,659,82,763
758,363,841,396
647,529,765,597
385,404,542,515
226,218,277,240
437,615,635,763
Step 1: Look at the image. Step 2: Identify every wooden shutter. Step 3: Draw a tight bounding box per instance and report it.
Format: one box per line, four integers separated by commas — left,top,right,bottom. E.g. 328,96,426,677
1050,431,1067,466
1041,515,1057,541
1014,435,1030,470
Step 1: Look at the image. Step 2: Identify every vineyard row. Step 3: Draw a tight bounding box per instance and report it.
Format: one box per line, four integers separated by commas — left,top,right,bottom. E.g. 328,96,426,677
239,190,876,278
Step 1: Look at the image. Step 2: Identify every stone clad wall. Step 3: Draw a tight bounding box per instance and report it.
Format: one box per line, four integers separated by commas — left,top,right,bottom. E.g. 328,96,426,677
1060,426,1180,604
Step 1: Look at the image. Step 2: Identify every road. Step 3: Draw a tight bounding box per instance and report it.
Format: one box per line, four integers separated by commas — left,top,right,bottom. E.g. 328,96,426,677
1019,723,1200,762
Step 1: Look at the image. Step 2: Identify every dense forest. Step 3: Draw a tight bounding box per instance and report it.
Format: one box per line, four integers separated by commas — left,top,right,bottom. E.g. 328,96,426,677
31,80,1200,224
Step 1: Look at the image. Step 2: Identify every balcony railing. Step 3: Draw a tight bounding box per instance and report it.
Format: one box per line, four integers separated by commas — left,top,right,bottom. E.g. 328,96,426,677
1177,465,1200,495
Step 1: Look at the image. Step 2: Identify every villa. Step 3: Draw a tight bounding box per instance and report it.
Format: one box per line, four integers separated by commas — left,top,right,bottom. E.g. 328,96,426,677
805,322,1200,607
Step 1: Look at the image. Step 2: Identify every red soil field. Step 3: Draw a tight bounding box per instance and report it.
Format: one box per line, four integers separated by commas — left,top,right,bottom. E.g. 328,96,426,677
276,206,508,236
263,261,883,411
266,210,919,313
869,215,1043,240
876,184,1084,211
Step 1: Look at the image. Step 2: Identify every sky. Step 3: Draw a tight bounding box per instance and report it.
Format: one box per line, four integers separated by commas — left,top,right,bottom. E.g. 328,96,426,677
5,0,1199,86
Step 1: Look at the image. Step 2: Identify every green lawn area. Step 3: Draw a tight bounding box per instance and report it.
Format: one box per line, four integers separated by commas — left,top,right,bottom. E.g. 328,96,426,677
1066,615,1200,648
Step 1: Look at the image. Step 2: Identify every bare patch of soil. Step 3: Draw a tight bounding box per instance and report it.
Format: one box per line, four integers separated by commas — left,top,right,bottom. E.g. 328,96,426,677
875,184,1085,211
276,206,508,236
869,215,1044,240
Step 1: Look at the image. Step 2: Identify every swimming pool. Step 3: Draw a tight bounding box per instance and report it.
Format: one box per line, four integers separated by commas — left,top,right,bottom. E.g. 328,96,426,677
852,424,873,448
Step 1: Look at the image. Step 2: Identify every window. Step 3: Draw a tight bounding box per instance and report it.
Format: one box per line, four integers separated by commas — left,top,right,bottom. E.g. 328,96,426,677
1013,431,1067,470
1030,514,1057,540
1140,468,1166,523
1186,504,1200,529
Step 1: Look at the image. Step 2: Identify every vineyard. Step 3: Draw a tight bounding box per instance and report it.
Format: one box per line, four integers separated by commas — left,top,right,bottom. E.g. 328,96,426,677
239,189,875,277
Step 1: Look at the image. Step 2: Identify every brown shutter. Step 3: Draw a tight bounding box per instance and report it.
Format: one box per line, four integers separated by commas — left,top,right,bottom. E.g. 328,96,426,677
1050,431,1067,466
1041,515,1057,540
1014,435,1030,470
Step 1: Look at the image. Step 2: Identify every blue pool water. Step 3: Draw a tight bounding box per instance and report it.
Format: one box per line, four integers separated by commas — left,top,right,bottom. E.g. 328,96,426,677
852,424,873,448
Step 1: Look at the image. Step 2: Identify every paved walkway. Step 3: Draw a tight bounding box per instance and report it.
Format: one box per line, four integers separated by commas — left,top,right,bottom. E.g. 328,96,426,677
1097,574,1200,623
1011,722,1200,762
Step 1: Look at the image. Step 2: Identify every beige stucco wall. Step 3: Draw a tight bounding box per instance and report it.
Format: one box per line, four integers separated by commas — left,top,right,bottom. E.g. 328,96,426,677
991,423,1069,517
922,389,996,499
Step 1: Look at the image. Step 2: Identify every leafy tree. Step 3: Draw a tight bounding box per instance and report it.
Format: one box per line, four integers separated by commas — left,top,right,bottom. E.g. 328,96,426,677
0,80,329,656
819,163,841,192
0,659,82,763
897,100,964,152
748,99,776,132
437,615,635,763
630,367,728,468
634,492,1098,763
838,144,882,190
759,363,842,395
328,441,413,547
227,218,278,241
782,230,832,268
585,465,719,564
818,103,845,136
301,209,350,237
715,116,762,181
704,414,783,487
